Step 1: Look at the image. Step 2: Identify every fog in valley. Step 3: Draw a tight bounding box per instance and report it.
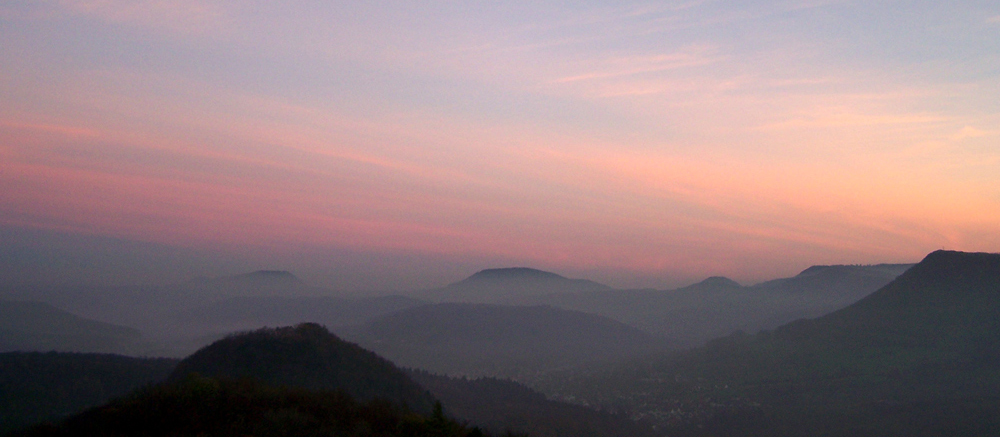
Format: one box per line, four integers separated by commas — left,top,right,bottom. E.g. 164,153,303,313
3,0,999,435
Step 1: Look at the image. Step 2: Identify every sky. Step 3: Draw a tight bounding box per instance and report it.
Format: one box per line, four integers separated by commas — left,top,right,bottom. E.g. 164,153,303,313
1,0,999,291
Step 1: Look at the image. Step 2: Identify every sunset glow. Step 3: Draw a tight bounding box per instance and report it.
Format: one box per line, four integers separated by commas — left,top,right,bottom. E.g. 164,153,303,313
2,1,998,289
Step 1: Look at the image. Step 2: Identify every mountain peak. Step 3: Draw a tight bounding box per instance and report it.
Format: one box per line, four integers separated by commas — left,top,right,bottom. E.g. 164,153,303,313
896,250,1000,286
464,267,567,282
426,267,611,303
826,250,1000,322
692,276,742,288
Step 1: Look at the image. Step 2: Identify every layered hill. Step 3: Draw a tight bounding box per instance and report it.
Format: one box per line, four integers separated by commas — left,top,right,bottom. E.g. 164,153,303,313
168,323,437,414
1,270,315,337
548,251,1000,436
0,300,141,354
416,268,611,303
174,294,426,335
531,263,912,346
343,303,668,379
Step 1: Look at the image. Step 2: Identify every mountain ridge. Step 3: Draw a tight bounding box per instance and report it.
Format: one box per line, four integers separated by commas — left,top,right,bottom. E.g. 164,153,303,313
548,250,1000,436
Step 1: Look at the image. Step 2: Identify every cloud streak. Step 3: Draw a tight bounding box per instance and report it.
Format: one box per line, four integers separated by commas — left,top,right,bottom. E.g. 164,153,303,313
1,0,998,287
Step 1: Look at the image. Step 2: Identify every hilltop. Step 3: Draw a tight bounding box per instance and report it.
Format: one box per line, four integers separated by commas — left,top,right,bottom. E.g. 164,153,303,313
416,268,611,303
169,323,437,414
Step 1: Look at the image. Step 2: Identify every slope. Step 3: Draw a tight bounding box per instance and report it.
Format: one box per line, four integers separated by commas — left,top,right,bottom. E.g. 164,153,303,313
344,303,668,380
0,300,141,354
551,250,1000,436
168,323,437,414
531,264,911,346
408,370,656,437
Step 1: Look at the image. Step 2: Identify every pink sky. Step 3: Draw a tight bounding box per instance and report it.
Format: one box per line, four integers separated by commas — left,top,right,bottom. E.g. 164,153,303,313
2,1,998,289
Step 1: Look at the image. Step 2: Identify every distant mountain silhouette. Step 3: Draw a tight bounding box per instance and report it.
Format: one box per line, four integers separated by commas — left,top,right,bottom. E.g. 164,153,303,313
530,263,912,346
688,276,743,289
465,268,569,282
415,268,611,304
0,300,141,354
168,323,436,414
0,270,366,356
553,251,1000,436
344,303,667,379
0,352,177,434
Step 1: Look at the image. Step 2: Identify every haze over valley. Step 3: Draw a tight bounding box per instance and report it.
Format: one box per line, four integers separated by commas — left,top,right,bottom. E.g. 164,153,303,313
2,0,999,435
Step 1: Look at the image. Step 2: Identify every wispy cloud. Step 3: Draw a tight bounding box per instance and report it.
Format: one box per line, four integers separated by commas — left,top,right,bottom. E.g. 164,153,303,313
988,15,1000,24
58,0,234,36
552,48,723,83
758,110,950,130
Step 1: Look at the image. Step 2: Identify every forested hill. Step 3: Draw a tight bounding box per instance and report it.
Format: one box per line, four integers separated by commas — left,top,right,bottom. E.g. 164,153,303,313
546,250,1000,437
0,352,177,434
11,375,497,437
168,323,437,414
409,370,655,437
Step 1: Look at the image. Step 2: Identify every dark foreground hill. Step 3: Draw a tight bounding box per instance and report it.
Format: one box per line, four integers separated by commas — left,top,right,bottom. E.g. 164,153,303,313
344,303,668,380
409,370,655,437
13,375,495,437
168,323,437,414
3,325,657,437
0,352,177,434
544,251,1000,436
0,300,141,354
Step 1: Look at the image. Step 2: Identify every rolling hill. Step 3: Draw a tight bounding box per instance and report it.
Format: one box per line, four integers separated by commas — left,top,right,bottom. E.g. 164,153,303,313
545,251,1000,436
530,263,912,346
0,300,141,354
415,268,612,303
343,303,669,380
168,323,437,414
